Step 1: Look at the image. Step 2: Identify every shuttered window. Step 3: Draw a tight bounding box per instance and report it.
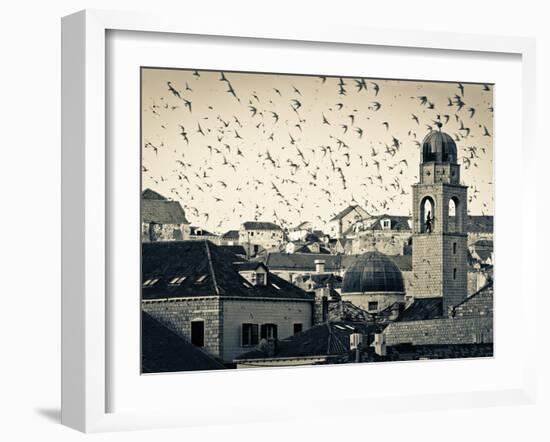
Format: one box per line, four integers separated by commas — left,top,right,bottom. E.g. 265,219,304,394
260,324,278,340
242,323,259,346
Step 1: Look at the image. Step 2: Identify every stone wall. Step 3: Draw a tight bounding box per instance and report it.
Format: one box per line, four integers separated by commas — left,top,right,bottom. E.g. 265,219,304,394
351,231,412,256
238,228,285,251
141,222,191,242
341,292,405,314
143,297,314,362
142,297,223,359
221,299,312,362
411,233,468,314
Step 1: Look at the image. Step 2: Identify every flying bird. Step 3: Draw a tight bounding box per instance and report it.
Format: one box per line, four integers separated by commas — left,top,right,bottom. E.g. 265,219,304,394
167,81,181,99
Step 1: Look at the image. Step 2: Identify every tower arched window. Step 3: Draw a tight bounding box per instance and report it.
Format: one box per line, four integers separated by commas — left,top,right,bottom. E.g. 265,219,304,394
420,196,435,233
448,197,459,233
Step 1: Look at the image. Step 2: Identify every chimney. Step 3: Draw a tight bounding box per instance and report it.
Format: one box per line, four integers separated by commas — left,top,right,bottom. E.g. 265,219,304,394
314,259,326,274
350,330,364,363
374,333,386,356
313,289,329,325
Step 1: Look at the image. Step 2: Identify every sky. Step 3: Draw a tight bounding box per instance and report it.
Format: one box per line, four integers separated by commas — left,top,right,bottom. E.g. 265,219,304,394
141,68,493,234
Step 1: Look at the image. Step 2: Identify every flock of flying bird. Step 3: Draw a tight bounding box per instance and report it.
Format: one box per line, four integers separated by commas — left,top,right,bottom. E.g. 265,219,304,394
142,69,494,233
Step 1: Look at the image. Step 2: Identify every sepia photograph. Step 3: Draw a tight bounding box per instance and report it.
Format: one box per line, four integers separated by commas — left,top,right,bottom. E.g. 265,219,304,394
140,68,494,373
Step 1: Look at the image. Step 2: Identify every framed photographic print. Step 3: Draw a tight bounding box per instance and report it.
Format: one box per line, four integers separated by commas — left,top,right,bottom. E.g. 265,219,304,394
61,9,537,433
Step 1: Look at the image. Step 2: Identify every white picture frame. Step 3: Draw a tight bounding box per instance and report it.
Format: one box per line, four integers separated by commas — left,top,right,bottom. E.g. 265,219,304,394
61,9,537,433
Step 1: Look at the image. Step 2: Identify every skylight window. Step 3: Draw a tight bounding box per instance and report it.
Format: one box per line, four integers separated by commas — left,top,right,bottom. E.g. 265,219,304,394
196,275,208,283
272,283,281,290
142,278,159,287
169,276,187,285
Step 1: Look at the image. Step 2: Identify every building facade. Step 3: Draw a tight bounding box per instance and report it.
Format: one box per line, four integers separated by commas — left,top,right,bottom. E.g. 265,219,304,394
141,188,191,242
141,240,314,363
239,221,285,257
326,205,371,239
347,214,413,256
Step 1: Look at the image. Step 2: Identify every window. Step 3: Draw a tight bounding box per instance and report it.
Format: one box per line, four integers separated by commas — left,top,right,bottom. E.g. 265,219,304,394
293,323,303,334
260,323,278,340
453,242,457,254
368,301,379,311
191,320,205,347
196,275,208,283
169,276,187,285
148,222,162,242
448,197,459,233
420,196,435,233
255,272,266,286
453,268,457,280
142,278,159,287
381,219,391,230
241,323,259,346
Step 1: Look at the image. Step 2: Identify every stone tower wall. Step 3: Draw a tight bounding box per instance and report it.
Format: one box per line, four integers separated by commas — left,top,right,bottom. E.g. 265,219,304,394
411,162,469,316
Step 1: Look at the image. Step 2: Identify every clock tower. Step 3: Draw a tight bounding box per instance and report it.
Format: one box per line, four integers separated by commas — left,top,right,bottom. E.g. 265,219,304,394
411,130,468,316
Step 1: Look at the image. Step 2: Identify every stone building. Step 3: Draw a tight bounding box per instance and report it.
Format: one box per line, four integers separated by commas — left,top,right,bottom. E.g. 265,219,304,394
189,226,220,243
220,230,239,245
141,188,191,242
287,221,313,241
326,205,371,239
347,214,413,256
141,240,314,364
239,221,285,257
411,130,468,315
285,240,330,254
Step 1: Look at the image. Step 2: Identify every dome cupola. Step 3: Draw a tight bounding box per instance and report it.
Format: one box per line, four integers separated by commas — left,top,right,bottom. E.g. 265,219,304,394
421,130,457,164
342,251,405,294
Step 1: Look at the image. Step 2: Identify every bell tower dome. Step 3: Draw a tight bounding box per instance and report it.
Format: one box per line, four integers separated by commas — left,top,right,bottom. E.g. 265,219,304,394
420,130,461,186
412,130,468,315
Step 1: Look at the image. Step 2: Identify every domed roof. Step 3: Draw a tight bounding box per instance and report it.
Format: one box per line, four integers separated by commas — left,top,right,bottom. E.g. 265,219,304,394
421,130,457,163
342,251,405,294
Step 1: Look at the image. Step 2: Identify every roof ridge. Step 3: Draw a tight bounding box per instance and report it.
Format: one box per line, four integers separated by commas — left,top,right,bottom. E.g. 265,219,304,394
204,240,221,295
330,323,348,354
326,323,333,355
